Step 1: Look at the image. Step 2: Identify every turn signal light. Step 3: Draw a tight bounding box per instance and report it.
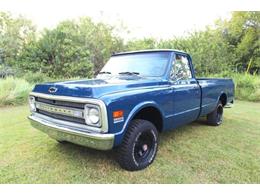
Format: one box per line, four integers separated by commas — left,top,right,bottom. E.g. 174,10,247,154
113,110,124,118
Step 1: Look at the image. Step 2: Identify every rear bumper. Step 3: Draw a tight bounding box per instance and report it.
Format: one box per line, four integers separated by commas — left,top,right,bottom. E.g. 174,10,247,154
28,114,114,150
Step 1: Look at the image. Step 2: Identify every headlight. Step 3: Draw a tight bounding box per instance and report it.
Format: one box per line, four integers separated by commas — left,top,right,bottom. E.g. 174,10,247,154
84,104,101,127
29,96,36,112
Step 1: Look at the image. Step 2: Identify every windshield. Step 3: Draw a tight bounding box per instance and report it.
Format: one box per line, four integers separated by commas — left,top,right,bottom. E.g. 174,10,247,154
100,52,171,77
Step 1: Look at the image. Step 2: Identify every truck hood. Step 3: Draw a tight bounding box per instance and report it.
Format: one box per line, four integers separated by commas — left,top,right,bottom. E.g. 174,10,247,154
32,77,168,98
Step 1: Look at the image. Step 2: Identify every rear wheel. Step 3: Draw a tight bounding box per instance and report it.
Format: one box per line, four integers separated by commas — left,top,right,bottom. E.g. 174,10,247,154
207,101,223,126
117,119,158,171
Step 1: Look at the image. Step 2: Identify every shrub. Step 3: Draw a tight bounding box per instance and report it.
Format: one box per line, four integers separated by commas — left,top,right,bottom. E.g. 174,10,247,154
0,77,33,106
207,73,260,102
22,72,51,84
233,73,260,101
0,65,16,78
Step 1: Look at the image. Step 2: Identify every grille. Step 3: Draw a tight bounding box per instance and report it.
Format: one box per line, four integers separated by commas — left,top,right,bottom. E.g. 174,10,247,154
36,97,85,109
35,97,86,125
38,110,86,124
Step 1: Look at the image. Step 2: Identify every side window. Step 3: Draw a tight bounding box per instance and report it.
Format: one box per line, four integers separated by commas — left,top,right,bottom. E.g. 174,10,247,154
170,54,192,82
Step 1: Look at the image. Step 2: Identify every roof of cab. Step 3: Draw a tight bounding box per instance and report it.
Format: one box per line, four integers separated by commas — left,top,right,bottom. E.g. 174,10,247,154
112,49,188,56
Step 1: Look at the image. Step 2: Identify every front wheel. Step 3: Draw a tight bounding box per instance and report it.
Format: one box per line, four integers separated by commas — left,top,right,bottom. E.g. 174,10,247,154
207,101,223,126
117,119,158,171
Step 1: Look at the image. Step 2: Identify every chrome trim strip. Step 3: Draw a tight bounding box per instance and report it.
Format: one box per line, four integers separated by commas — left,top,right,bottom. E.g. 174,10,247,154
30,92,108,133
32,112,92,132
29,114,114,150
30,92,101,104
35,101,84,119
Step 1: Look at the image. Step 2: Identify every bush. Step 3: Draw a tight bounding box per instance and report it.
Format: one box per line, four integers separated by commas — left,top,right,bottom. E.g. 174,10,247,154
0,65,16,78
232,73,260,101
207,73,260,102
18,18,124,78
0,77,33,106
22,72,51,84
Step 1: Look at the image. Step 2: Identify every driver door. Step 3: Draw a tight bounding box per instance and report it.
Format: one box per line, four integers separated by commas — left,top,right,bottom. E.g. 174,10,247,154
170,53,201,128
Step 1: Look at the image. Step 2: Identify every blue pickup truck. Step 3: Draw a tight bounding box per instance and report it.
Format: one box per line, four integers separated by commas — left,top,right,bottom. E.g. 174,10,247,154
28,49,234,171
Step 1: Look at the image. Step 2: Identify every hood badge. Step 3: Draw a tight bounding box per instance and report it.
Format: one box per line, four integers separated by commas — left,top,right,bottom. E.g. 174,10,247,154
48,87,58,93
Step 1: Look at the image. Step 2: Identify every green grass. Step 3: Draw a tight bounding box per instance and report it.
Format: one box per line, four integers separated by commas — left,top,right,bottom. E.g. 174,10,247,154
0,77,33,106
0,76,84,106
0,101,260,183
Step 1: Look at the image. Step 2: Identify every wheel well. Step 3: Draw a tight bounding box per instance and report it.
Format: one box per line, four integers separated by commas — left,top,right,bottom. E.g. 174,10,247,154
132,106,163,132
220,93,227,106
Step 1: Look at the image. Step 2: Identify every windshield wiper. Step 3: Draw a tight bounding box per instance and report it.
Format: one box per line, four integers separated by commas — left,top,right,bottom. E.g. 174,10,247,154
118,71,140,75
99,71,111,74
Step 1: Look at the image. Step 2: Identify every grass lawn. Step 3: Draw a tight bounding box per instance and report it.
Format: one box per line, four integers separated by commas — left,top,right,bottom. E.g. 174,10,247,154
0,101,260,183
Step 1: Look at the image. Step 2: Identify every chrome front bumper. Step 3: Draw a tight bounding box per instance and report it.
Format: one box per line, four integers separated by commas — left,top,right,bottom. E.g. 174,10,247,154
28,114,114,150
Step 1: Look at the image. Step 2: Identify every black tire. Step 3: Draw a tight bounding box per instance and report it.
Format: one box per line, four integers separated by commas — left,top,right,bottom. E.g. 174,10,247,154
117,119,158,171
207,101,224,126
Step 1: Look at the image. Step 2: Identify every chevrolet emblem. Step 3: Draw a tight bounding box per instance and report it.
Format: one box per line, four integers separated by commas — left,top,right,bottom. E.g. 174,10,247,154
48,87,58,93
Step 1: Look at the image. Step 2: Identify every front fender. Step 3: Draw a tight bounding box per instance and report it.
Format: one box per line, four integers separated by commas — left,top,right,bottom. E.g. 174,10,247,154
113,101,164,147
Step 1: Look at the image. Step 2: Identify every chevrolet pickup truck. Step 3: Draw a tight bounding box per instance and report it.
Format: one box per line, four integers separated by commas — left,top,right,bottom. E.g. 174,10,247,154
28,49,234,171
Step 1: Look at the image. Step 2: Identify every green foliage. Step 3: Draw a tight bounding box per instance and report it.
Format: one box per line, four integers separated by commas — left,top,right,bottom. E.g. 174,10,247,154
0,77,33,106
22,72,52,84
0,12,36,68
233,73,260,101
125,38,157,51
215,11,260,73
18,17,124,78
20,21,93,78
0,11,259,102
125,12,260,75
208,72,260,102
0,64,15,78
1,11,259,78
125,30,236,76
159,30,235,75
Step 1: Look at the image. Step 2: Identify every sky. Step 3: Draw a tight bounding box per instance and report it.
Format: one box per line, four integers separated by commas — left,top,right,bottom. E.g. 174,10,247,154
0,0,259,39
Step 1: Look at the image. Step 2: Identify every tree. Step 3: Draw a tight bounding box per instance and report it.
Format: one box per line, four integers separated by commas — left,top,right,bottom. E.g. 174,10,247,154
125,38,157,51
0,12,36,68
19,17,124,78
220,11,260,73
1,11,259,78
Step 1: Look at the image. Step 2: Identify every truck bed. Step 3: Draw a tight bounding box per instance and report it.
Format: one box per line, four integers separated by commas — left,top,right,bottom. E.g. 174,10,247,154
197,77,235,116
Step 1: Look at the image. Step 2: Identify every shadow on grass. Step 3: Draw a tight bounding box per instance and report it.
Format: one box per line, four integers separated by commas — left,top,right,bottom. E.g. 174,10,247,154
48,117,209,168
55,141,117,159
51,140,120,169
159,117,209,146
